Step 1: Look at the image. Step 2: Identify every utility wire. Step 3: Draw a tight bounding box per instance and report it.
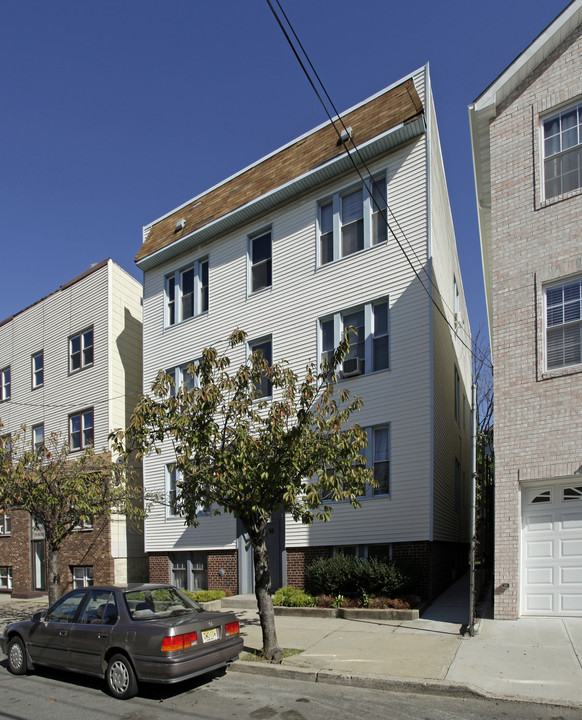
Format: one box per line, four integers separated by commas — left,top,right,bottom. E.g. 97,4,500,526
266,0,491,369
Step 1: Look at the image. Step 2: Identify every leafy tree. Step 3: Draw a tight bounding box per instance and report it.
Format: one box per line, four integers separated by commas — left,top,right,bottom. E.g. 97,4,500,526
0,423,146,605
113,329,373,662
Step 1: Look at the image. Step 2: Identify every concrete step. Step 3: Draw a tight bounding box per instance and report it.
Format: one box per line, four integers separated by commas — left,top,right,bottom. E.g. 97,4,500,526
221,594,258,610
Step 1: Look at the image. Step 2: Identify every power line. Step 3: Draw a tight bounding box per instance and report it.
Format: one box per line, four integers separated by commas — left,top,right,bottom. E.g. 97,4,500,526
265,0,492,370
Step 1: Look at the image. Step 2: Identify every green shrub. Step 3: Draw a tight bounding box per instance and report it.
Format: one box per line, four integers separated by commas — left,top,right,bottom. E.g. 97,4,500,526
272,586,316,607
304,553,407,598
183,589,226,603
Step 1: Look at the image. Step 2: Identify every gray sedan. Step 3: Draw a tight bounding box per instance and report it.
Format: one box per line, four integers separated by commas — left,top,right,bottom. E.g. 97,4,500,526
1,583,243,699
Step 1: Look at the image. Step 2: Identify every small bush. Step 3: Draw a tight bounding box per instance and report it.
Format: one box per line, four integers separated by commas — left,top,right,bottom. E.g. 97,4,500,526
184,589,226,603
305,553,407,598
272,586,316,607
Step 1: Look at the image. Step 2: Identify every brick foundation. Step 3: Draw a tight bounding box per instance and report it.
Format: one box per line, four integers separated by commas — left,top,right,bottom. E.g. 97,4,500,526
149,553,171,583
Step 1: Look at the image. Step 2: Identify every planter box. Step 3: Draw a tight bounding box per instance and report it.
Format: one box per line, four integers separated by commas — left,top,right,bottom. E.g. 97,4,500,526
273,605,419,620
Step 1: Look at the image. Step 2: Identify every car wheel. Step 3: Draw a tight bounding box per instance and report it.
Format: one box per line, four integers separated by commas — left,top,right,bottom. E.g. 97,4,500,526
106,653,138,700
7,637,27,676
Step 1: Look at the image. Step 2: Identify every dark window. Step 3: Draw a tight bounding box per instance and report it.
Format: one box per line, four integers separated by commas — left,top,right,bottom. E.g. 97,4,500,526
250,230,272,293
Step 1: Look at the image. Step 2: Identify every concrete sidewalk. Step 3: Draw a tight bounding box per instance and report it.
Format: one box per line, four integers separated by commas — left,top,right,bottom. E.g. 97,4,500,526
1,577,582,707
229,575,582,708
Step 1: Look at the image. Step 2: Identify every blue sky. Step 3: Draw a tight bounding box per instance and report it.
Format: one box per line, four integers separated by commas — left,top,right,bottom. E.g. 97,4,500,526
0,0,571,338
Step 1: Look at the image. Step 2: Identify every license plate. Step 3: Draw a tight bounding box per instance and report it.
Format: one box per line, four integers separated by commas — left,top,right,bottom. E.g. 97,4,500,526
202,628,218,643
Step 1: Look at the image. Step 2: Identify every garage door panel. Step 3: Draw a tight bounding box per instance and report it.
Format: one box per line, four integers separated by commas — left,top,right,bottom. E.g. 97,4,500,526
561,567,582,584
562,511,582,529
524,593,554,612
526,540,555,559
525,513,554,531
526,567,554,584
560,595,582,612
560,539,582,558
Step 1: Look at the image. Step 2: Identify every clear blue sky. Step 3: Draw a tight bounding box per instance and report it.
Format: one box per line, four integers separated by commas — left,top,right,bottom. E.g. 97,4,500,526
0,0,570,338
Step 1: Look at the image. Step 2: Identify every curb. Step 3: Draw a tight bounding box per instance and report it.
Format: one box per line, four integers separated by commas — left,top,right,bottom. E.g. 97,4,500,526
229,659,582,709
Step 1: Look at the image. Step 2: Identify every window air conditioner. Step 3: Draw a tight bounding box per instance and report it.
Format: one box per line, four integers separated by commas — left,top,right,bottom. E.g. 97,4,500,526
343,357,363,377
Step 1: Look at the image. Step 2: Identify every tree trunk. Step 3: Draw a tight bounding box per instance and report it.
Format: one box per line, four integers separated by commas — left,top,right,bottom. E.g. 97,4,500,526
47,546,61,606
250,527,283,663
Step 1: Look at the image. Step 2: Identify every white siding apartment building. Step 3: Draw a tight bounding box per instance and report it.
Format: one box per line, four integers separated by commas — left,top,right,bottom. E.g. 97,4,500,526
137,66,472,602
0,259,146,597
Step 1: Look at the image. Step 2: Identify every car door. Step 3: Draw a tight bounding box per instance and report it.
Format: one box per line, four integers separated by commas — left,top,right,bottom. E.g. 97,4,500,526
68,590,118,674
27,590,88,668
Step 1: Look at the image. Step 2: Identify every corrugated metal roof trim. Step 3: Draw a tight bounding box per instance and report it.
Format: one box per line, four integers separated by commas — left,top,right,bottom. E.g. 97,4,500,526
137,117,425,272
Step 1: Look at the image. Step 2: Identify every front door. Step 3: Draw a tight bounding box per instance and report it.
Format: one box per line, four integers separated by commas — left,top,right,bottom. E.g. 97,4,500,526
266,512,284,592
31,540,46,592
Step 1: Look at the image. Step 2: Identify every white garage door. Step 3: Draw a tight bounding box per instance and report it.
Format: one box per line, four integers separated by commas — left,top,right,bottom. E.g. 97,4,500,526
521,483,582,616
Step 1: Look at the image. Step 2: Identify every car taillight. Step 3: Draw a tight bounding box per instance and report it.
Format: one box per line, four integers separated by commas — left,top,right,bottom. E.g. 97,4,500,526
225,621,239,636
161,631,197,652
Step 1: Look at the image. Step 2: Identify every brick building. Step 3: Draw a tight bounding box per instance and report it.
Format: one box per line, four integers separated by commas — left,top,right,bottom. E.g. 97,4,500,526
469,0,582,618
0,259,147,597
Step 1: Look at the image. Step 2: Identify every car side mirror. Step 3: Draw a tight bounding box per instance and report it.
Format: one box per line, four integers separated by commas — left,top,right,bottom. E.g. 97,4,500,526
32,611,44,622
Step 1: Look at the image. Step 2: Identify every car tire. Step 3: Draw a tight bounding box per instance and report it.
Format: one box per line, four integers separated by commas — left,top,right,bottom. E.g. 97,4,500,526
106,653,138,700
7,636,28,676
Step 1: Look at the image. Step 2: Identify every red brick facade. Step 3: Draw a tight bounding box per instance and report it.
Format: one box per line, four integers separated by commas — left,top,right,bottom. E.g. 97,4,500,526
207,551,238,594
0,509,114,598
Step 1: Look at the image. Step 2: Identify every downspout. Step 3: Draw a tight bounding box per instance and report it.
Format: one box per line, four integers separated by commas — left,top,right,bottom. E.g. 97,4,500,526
468,383,477,636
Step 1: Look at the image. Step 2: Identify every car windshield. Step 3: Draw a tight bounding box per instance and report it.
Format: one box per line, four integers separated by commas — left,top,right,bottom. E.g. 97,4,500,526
124,586,203,620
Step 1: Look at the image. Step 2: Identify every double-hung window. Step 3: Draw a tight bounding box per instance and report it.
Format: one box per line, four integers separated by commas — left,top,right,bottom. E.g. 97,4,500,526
249,337,272,398
318,174,387,265
69,409,94,451
166,464,181,517
72,566,94,589
166,258,209,326
69,327,93,373
249,229,272,293
543,102,582,199
0,367,10,401
167,361,198,397
32,423,44,452
32,351,44,389
0,566,13,590
371,426,390,496
319,298,389,377
0,513,10,535
545,277,582,370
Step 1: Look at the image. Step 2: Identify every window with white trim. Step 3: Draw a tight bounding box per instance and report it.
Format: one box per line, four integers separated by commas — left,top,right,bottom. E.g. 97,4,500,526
170,552,208,591
319,299,389,377
32,423,44,452
249,229,272,293
0,366,10,402
542,102,582,199
167,360,199,397
0,513,11,535
165,258,209,326
371,425,390,496
318,174,387,265
32,351,44,389
69,409,94,451
0,566,13,590
545,277,582,370
72,566,94,589
249,337,272,398
166,464,181,518
69,327,93,373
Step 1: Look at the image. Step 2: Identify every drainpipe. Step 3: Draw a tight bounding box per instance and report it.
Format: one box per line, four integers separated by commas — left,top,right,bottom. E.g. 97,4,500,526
468,383,477,636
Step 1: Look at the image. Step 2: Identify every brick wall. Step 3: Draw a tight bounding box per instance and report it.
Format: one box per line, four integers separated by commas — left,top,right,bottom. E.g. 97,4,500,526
207,550,238,594
59,516,113,594
488,26,582,618
0,509,31,596
286,546,331,588
149,553,171,583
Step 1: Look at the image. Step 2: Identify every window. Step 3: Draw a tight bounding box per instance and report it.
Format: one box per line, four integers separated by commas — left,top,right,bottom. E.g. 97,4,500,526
32,424,44,452
31,351,44,389
79,589,117,624
74,516,94,531
0,367,10,402
372,426,390,495
563,486,582,501
165,258,209,326
0,566,13,590
0,433,11,463
319,299,389,377
69,327,93,373
249,229,272,293
0,513,10,535
72,566,94,589
171,553,209,591
318,174,387,265
45,589,87,622
166,464,181,517
543,102,582,199
69,409,94,451
167,360,199,397
545,278,582,370
454,367,461,424
249,337,272,398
